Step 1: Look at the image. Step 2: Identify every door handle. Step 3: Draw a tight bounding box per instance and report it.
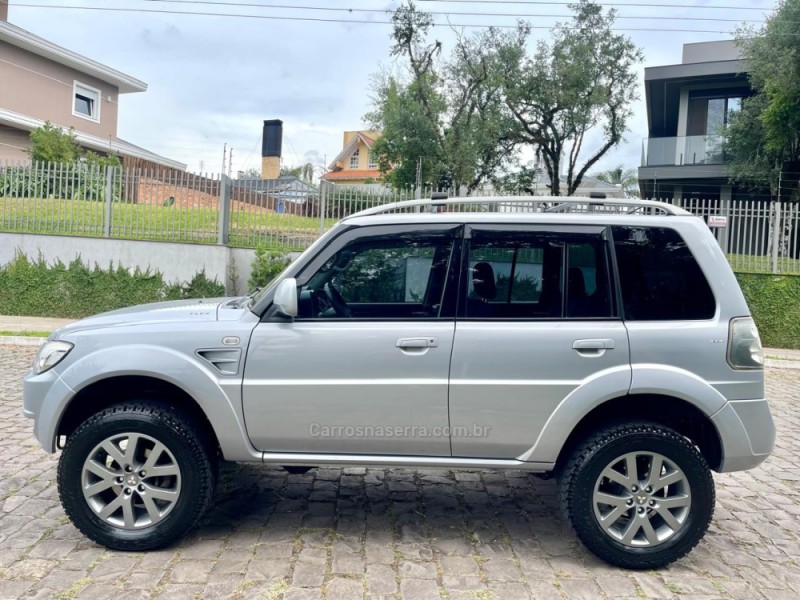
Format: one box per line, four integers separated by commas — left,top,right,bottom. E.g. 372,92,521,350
572,339,615,350
396,337,438,349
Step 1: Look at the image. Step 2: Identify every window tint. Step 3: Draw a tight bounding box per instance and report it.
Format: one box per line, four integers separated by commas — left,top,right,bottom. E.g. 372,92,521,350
612,226,715,320
464,231,613,319
297,234,454,319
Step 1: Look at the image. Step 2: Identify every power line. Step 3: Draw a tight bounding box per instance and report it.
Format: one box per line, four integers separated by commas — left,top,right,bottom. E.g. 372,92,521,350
11,3,771,34
415,0,772,11
137,0,768,23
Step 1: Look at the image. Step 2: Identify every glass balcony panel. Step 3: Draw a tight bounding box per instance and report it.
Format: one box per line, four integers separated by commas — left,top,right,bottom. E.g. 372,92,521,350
642,135,725,166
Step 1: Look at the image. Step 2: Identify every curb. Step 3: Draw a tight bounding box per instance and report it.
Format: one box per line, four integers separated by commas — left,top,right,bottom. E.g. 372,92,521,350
764,357,800,370
0,336,46,347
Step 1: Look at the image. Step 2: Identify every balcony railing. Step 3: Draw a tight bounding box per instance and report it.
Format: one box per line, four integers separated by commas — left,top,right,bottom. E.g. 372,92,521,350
641,135,726,167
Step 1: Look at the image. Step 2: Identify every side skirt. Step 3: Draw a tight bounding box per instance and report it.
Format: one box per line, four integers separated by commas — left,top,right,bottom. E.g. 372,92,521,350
261,452,553,472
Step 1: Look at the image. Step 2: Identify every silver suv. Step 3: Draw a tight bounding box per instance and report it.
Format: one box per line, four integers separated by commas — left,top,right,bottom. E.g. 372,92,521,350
23,197,774,569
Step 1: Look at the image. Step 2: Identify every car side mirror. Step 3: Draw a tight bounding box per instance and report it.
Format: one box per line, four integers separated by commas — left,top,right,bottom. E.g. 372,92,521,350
273,278,298,318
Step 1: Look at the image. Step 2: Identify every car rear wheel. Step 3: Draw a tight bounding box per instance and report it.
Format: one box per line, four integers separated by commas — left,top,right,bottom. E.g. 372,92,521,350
58,400,217,551
559,421,714,569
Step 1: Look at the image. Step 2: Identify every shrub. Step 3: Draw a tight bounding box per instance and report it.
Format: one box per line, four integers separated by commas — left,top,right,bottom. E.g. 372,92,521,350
736,273,800,349
27,122,81,163
0,253,225,319
249,248,291,291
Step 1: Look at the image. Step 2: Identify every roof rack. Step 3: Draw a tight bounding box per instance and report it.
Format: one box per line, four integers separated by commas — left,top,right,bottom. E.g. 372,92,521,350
345,196,689,219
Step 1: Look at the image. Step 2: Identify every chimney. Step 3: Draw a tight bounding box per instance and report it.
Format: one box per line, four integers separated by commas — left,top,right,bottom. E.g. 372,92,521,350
261,119,283,180
1,1,9,21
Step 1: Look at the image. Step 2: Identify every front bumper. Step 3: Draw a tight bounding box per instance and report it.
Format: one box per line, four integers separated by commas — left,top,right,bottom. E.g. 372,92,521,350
712,398,775,472
23,368,74,453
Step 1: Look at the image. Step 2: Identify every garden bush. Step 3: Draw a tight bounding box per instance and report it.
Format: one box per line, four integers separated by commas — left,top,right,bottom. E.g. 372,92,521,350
248,247,291,291
736,273,800,349
0,252,224,319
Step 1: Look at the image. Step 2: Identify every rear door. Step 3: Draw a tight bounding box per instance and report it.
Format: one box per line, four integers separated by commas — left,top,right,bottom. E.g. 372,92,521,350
448,225,631,459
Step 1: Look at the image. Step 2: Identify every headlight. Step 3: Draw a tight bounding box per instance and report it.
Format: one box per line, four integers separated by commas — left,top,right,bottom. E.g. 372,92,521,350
33,341,74,374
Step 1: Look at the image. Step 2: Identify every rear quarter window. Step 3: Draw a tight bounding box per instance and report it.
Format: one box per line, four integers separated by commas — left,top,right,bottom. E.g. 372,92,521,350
612,226,716,321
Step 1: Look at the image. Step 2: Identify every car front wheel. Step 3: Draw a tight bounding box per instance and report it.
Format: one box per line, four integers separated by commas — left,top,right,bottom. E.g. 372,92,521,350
58,400,217,551
559,421,714,569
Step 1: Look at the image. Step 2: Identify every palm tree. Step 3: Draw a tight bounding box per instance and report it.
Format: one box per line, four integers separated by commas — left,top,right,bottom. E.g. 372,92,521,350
280,163,316,183
593,165,640,198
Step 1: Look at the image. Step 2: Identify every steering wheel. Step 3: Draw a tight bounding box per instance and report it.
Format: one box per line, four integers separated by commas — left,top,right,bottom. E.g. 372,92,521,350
324,282,352,318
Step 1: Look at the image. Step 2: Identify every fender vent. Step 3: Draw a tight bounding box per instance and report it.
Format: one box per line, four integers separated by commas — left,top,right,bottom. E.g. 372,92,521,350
196,349,241,375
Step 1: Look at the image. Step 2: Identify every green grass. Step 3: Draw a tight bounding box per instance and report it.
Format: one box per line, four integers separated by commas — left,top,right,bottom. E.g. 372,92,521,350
0,197,335,249
727,253,800,275
0,330,50,337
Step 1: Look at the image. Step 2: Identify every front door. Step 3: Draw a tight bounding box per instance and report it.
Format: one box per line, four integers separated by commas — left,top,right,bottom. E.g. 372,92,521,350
242,224,460,456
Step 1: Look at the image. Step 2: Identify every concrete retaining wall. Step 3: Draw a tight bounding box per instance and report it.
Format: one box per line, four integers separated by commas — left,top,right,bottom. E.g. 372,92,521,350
0,233,271,296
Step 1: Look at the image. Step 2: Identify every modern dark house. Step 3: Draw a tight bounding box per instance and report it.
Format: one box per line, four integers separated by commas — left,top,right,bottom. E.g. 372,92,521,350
638,40,755,201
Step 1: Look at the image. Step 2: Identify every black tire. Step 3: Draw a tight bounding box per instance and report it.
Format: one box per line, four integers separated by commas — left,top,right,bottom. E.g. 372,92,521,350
559,421,714,570
58,400,217,551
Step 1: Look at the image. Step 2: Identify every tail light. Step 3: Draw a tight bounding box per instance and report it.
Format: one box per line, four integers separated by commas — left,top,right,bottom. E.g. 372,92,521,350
728,317,764,369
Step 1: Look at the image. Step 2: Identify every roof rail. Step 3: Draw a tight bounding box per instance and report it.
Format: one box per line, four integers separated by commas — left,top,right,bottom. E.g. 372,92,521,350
345,196,689,219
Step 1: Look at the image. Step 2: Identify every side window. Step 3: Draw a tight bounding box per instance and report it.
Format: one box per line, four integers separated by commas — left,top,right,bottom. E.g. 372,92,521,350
297,233,455,319
464,231,613,319
612,226,716,320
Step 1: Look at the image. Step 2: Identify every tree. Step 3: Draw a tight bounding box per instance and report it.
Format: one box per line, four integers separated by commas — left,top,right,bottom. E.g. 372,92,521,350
592,165,640,198
367,3,515,193
727,0,800,200
27,122,81,163
280,163,315,182
492,0,642,196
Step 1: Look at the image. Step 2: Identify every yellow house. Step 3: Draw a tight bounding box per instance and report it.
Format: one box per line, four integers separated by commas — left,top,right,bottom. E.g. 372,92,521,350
322,130,383,184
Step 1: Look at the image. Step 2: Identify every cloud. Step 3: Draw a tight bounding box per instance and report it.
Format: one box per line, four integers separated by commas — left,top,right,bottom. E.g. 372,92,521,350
6,0,774,176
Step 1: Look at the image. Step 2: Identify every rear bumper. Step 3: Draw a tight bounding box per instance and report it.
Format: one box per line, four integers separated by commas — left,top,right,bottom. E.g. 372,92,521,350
712,398,775,472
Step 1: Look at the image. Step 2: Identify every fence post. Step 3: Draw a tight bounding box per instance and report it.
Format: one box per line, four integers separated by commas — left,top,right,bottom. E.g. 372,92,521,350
218,174,231,245
103,165,114,238
772,201,781,274
319,183,327,235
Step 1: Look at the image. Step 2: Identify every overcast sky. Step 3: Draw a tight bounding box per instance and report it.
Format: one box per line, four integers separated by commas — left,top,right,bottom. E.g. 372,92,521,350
8,0,776,177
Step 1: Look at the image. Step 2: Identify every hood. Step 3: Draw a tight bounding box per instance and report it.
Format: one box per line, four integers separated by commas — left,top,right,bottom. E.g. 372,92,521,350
55,298,227,336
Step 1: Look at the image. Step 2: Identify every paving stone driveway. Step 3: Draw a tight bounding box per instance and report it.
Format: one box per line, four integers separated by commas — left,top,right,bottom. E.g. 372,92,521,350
1,345,798,600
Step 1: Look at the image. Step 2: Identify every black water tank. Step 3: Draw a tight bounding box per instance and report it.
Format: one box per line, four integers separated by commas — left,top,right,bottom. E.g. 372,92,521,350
262,120,283,158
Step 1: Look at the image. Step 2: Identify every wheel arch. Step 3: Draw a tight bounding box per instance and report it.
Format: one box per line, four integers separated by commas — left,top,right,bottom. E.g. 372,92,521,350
48,345,260,461
552,394,723,474
56,375,220,456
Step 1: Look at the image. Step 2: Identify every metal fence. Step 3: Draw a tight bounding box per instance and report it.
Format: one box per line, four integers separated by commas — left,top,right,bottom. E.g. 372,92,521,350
1,161,798,274
665,197,800,275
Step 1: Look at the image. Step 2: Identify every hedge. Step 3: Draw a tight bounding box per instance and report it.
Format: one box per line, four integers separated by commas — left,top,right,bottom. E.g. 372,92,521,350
736,273,800,350
0,252,224,319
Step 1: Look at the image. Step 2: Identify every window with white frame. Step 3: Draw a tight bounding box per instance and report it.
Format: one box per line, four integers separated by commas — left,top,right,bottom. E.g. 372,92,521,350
349,148,360,169
73,82,101,122
368,150,378,169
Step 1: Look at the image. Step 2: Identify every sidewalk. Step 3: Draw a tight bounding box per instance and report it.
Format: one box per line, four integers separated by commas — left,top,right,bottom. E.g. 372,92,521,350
1,314,798,368
0,315,75,347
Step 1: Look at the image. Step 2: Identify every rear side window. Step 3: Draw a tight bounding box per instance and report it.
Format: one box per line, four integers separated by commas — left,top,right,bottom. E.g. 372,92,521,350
612,226,715,320
463,230,614,319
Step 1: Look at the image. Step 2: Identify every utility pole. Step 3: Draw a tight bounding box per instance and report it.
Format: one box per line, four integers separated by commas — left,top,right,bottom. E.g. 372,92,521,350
228,148,234,177
221,143,227,178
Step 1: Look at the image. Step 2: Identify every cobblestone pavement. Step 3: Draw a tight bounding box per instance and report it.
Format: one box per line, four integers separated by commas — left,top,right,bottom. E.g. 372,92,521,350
1,345,798,600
